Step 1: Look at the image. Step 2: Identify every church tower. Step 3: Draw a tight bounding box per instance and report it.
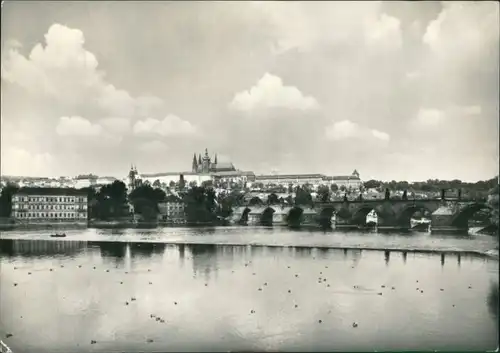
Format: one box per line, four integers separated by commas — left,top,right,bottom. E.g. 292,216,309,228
192,153,198,173
128,164,138,191
201,148,211,173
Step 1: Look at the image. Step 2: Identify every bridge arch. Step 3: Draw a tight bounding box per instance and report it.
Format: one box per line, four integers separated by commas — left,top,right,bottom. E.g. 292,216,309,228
261,207,276,226
397,204,434,228
287,206,304,227
318,207,335,228
248,197,264,207
351,206,380,226
451,203,492,229
239,207,252,224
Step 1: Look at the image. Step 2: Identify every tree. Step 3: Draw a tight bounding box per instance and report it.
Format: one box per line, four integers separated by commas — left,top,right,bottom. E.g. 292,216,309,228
288,184,294,193
402,190,408,200
128,184,166,221
295,186,313,206
363,179,381,190
0,183,20,217
384,188,390,200
153,179,161,188
267,193,279,205
202,180,213,188
179,174,186,190
339,185,346,192
189,180,197,188
183,186,218,224
317,185,330,202
330,184,339,192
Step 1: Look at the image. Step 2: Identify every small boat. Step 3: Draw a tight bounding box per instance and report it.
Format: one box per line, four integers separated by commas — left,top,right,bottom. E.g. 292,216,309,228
50,233,67,238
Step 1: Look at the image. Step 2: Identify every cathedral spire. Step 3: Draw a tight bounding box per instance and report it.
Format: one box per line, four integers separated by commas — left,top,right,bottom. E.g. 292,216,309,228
214,153,218,165
192,153,198,172
198,154,202,165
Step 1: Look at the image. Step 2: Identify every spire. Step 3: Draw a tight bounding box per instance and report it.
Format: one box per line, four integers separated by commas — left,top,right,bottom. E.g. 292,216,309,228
192,153,198,172
204,148,209,158
214,153,218,165
198,154,202,165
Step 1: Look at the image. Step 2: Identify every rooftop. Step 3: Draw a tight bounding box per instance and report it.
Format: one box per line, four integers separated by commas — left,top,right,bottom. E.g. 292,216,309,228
14,187,88,196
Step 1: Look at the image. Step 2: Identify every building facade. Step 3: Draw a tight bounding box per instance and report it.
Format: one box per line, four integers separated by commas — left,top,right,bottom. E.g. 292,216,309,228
158,199,186,224
253,170,362,190
11,187,89,223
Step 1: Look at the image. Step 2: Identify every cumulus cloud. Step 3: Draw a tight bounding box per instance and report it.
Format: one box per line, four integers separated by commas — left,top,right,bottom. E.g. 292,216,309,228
1,23,167,123
325,120,390,142
254,1,402,53
1,147,56,177
365,13,403,49
99,117,131,135
415,108,445,126
133,115,197,137
56,116,102,136
229,73,319,112
139,140,169,152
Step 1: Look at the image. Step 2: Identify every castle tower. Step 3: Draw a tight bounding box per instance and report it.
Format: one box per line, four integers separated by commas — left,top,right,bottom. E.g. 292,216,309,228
201,148,211,173
128,164,138,191
192,153,198,173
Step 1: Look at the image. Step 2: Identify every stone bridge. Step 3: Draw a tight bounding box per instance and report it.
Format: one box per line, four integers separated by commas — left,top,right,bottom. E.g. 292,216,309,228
229,198,491,232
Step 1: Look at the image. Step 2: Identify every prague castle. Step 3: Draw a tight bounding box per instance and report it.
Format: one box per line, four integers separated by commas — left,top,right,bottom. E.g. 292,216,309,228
127,148,362,192
191,149,237,174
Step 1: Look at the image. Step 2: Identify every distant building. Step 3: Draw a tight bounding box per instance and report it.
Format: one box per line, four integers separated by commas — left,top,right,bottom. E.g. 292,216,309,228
11,187,88,223
158,196,186,224
74,174,98,189
254,170,362,190
131,148,255,188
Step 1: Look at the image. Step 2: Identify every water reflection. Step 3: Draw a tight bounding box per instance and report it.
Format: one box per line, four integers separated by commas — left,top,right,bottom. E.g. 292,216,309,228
129,242,166,258
487,282,499,324
0,238,498,352
458,254,462,267
441,253,446,267
0,239,86,258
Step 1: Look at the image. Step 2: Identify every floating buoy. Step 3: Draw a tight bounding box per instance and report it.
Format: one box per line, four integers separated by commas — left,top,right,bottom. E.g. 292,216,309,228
258,288,262,291
318,320,322,324
295,304,298,308
352,322,358,328
5,333,13,338
13,283,17,287
381,285,386,288
174,302,177,305
288,290,292,293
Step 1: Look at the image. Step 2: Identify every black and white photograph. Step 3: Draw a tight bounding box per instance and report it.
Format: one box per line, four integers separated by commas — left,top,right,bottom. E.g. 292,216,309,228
0,1,499,352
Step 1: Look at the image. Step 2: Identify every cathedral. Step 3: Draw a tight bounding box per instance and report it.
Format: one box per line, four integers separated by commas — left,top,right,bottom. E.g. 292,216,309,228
191,148,236,174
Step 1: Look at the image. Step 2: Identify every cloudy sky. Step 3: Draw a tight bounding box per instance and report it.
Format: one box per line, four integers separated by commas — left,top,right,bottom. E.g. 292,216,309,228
1,1,498,181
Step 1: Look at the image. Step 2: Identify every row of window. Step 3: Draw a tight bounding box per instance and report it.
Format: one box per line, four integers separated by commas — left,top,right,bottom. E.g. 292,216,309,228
15,212,87,218
14,196,87,203
15,204,87,211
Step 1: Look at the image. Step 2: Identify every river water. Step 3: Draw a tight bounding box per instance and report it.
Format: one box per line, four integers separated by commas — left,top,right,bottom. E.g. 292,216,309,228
0,227,498,352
